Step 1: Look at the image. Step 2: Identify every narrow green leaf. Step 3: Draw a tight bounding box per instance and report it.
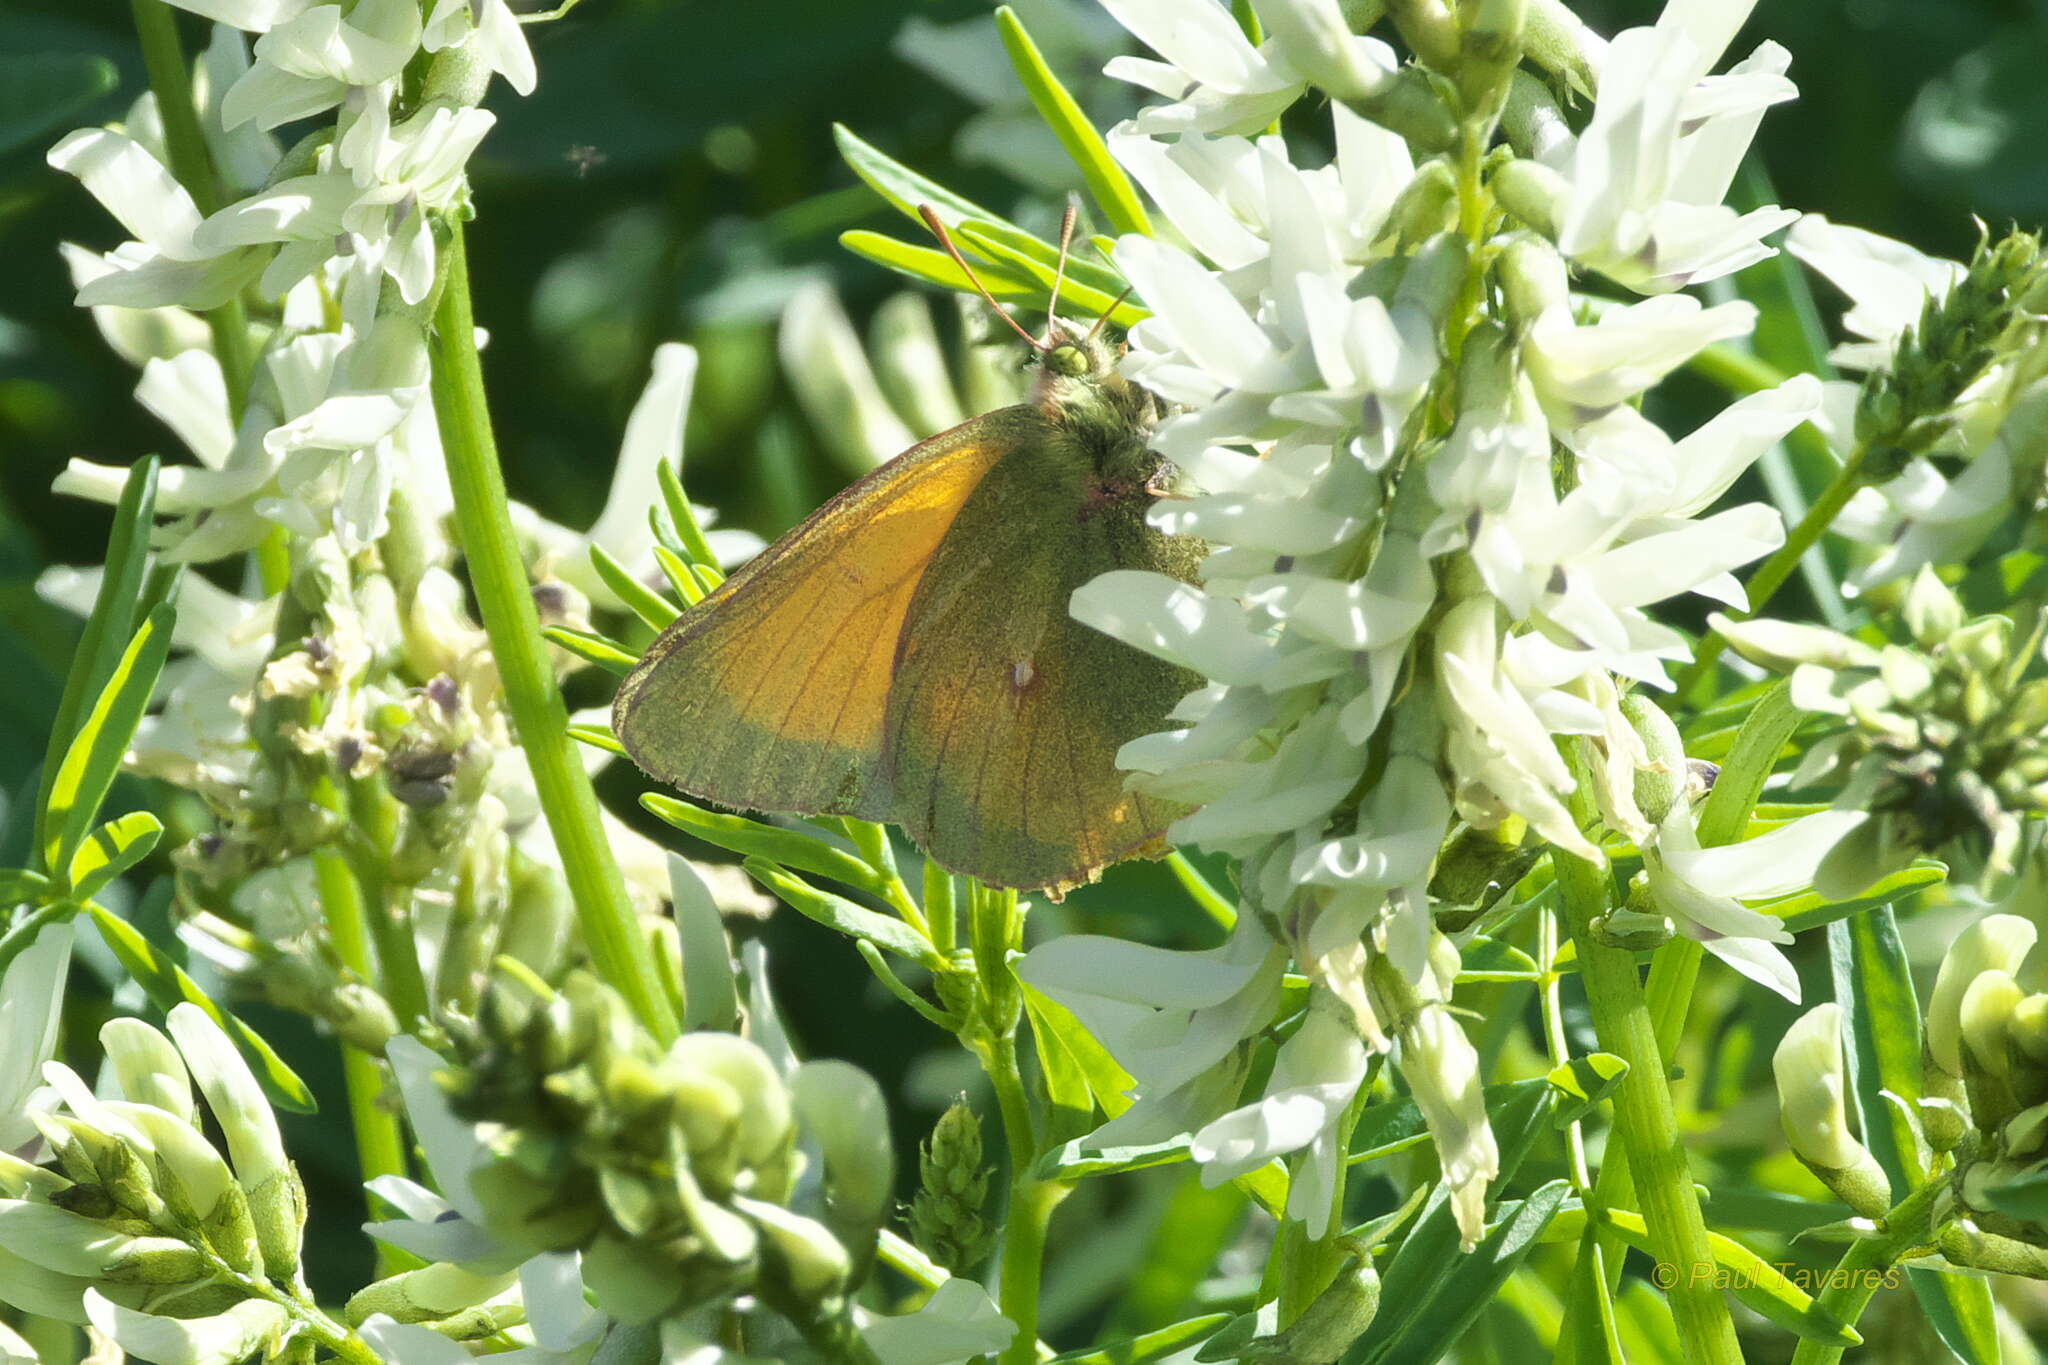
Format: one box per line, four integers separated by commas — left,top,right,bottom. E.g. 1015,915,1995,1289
44,604,174,876
955,222,1149,329
1165,851,1236,929
945,214,1129,301
1694,681,1800,847
1021,980,1135,1125
81,901,316,1114
646,796,894,901
1829,910,2000,1363
1547,1052,1630,1129
1594,1207,1860,1347
652,544,706,607
1775,860,1946,935
1047,1314,1229,1365
654,458,720,570
588,544,680,630
1038,1134,1195,1182
833,123,1028,237
1350,1181,1571,1364
1456,935,1541,982
1348,1078,1552,1169
993,7,1152,237
743,858,938,967
567,723,627,757
541,626,637,676
36,457,159,873
65,811,164,902
840,230,1044,303
0,53,117,157
0,868,53,909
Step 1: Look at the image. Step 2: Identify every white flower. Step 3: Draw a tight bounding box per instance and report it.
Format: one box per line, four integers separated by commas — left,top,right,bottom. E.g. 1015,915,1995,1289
220,0,422,132
1098,0,1397,135
1550,0,1798,294
1641,805,1869,1001
0,923,73,1154
47,127,270,310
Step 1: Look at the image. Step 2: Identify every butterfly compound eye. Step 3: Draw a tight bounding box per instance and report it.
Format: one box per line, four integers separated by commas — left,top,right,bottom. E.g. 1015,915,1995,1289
1047,342,1089,377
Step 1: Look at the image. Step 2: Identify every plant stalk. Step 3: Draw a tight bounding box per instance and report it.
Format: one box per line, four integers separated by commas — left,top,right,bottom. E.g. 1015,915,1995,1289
1789,1179,1945,1365
428,221,679,1043
1556,746,1741,1364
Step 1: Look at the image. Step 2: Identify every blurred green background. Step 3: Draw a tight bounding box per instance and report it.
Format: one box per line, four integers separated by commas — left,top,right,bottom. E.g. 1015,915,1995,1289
4,0,2046,1347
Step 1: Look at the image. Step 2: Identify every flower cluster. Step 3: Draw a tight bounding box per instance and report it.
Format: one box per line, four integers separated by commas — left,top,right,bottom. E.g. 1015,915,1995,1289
0,1004,335,1364
1718,566,2048,892
356,962,1015,1364
1788,218,2048,588
1774,915,2048,1277
1024,0,1818,1246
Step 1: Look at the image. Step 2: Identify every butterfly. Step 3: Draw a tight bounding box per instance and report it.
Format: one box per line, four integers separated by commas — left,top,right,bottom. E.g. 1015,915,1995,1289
613,206,1203,893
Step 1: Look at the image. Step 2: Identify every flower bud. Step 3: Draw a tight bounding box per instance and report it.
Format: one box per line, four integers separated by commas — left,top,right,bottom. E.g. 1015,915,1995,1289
1902,565,1966,647
908,1097,994,1274
1496,235,1570,325
1490,159,1566,240
1260,0,1395,101
1377,158,1460,252
791,1060,894,1233
738,1197,851,1308
98,1020,194,1126
1772,1005,1892,1215
1928,915,2037,1081
1244,1257,1380,1362
345,1262,516,1327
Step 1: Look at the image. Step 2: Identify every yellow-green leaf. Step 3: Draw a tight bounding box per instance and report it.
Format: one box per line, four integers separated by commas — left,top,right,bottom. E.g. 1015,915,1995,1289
994,6,1152,237
43,604,174,876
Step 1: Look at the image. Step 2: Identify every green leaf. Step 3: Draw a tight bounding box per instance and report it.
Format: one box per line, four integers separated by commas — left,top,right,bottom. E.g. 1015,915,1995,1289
0,53,116,157
1829,910,2000,1363
567,723,627,757
993,6,1153,237
43,604,174,877
833,123,1029,238
1021,980,1135,1131
588,544,680,630
654,457,720,571
1348,1180,1571,1364
64,811,163,902
1348,1078,1552,1169
955,222,1150,329
1047,1314,1229,1365
0,868,53,910
644,796,896,901
1038,1134,1197,1182
1774,860,1947,935
35,457,159,874
839,230,1044,303
80,901,316,1114
541,625,637,676
651,543,706,607
1694,681,1801,847
1455,935,1541,982
1546,1052,1629,1129
1593,1207,1861,1347
1164,851,1236,929
742,858,939,967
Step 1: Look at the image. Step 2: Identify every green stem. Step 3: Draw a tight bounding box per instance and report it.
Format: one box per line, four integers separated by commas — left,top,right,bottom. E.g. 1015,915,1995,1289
129,0,253,419
1678,443,1870,695
1789,1179,1945,1365
314,848,414,1275
1555,747,1741,1365
428,222,679,1043
982,1020,1056,1365
340,782,431,1034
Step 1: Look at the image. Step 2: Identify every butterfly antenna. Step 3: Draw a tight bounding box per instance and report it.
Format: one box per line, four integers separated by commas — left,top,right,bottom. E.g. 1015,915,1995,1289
1084,283,1137,342
917,203,1045,351
1043,199,1079,341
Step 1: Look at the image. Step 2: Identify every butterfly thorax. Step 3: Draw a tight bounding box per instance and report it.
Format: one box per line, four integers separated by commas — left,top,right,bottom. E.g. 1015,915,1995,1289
1030,326,1160,488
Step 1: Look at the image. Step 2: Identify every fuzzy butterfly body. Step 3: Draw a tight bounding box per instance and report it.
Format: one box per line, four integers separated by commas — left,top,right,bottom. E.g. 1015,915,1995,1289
612,326,1205,893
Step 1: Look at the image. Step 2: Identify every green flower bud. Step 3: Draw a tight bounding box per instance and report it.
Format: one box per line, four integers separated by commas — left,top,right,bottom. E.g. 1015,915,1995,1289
908,1098,995,1274
1772,1005,1891,1218
737,1197,851,1307
1244,1258,1381,1363
1497,235,1571,324
1928,915,2038,1081
345,1263,517,1327
1378,158,1461,251
1903,566,1966,647
1620,692,1688,826
164,1006,300,1281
